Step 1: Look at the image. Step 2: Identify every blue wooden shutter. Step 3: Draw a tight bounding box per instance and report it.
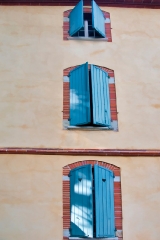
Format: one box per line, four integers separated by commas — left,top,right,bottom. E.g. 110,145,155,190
70,62,91,126
70,165,93,237
91,65,111,127
69,0,84,36
94,165,115,237
92,0,105,38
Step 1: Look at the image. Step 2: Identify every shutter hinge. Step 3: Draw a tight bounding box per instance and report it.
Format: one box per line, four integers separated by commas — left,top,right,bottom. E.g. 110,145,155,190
115,227,117,232
113,173,115,178
68,118,70,121
68,173,71,177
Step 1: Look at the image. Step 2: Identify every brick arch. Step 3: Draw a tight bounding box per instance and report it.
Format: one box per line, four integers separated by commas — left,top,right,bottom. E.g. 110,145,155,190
63,65,115,77
63,160,123,240
63,160,120,176
63,8,112,41
63,65,118,127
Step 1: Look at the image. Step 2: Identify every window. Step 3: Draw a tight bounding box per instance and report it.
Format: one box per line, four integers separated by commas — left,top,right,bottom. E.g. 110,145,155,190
71,12,103,38
69,0,105,39
69,164,115,238
63,161,123,240
63,1,112,41
63,62,119,130
70,62,110,128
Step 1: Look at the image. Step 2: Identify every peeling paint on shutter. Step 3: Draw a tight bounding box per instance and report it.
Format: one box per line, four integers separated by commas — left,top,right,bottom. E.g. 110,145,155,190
70,62,91,126
91,65,111,127
70,165,93,237
69,0,84,36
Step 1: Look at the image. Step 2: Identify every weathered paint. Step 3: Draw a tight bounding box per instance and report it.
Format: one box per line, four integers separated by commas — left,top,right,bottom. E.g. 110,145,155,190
0,7,159,148
91,65,111,126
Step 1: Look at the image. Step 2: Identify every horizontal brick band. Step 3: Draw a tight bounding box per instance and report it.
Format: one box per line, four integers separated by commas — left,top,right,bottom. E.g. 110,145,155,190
0,1,160,8
0,148,160,156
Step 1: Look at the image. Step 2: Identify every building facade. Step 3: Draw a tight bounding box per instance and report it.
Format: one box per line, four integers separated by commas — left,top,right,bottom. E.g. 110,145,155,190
0,1,160,240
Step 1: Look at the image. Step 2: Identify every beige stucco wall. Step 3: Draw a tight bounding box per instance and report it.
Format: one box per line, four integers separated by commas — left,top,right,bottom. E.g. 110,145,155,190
0,6,160,148
0,154,159,240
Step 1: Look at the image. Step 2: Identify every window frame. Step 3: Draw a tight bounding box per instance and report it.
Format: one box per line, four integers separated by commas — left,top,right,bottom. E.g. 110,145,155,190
69,164,115,238
62,161,123,240
63,64,118,131
63,8,112,42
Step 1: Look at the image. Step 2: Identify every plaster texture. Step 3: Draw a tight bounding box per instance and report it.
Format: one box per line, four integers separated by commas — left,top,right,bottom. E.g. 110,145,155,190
0,155,160,240
0,7,160,148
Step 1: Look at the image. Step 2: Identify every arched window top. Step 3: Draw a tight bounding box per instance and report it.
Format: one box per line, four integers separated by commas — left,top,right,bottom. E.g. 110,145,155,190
63,160,120,176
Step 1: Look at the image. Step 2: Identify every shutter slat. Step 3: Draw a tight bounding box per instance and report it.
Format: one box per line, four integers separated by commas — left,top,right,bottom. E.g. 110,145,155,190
69,0,84,36
92,0,105,38
70,165,93,237
70,62,91,126
91,65,111,126
94,165,115,237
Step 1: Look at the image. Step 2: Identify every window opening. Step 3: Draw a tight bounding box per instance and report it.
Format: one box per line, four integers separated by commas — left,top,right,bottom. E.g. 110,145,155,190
72,13,104,38
76,69,101,127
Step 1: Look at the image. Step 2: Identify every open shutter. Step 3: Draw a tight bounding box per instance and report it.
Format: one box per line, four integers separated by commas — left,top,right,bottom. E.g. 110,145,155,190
69,0,84,36
70,62,91,126
70,165,93,237
94,165,115,237
92,0,105,38
91,65,111,127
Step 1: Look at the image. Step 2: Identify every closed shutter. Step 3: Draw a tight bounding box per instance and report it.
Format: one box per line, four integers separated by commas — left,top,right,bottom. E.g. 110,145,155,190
70,62,91,126
69,0,84,36
91,65,111,127
70,165,93,237
94,165,115,238
92,0,105,38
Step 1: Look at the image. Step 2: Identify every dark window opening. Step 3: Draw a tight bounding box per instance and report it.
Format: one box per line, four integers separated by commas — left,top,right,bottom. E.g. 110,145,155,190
72,12,105,38
76,69,103,127
72,26,85,37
